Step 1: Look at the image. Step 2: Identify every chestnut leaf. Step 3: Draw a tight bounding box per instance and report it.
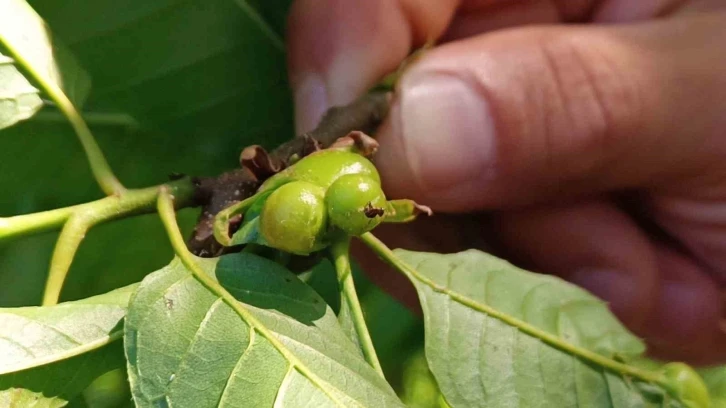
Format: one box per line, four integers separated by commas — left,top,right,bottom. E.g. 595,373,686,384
0,284,136,406
394,249,699,408
125,253,404,408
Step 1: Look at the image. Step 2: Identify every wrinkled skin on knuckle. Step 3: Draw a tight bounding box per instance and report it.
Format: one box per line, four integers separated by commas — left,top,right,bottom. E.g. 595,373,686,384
536,32,645,180
487,29,648,193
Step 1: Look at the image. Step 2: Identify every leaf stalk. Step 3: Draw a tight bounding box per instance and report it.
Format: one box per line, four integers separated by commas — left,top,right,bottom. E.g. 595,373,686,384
0,178,195,243
0,37,125,195
42,214,92,305
330,238,385,377
0,178,196,305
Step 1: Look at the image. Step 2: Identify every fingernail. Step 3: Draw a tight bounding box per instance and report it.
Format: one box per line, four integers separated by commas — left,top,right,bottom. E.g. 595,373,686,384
396,73,497,192
294,74,329,134
570,269,638,322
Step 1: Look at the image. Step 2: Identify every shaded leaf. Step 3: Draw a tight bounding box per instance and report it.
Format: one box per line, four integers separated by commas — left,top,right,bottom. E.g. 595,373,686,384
0,340,125,408
29,0,292,140
0,0,91,108
0,283,136,375
125,253,403,407
394,249,687,408
0,52,42,130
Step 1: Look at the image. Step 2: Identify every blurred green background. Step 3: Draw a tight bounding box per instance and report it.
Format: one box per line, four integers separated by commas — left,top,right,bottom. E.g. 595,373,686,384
0,0,436,406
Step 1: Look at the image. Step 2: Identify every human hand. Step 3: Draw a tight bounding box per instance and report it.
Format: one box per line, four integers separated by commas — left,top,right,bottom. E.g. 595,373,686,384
286,0,726,365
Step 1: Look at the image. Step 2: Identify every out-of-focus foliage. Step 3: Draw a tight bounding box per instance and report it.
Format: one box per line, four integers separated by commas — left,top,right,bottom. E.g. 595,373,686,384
0,1,425,404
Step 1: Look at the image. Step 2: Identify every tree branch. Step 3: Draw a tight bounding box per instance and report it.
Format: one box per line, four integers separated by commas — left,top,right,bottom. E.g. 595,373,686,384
42,215,92,306
0,178,197,243
1,89,392,250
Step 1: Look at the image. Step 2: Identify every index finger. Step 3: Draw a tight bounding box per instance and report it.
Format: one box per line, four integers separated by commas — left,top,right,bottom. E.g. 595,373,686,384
286,0,460,133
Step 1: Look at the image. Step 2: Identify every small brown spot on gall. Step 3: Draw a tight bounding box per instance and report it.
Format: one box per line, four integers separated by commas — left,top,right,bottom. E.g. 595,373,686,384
363,202,385,218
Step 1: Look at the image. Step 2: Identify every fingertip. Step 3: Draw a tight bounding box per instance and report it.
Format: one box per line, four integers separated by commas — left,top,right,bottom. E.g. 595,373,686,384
287,0,413,130
287,0,461,133
293,74,328,134
374,61,499,211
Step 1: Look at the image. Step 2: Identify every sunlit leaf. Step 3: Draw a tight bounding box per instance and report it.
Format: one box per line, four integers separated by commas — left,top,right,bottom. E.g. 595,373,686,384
125,253,404,407
0,52,42,130
394,249,690,408
0,283,136,375
0,284,134,407
0,341,125,408
0,0,91,108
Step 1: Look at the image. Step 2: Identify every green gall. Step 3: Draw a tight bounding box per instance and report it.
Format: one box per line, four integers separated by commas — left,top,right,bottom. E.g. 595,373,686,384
260,149,380,193
325,174,387,236
259,181,328,255
661,362,711,408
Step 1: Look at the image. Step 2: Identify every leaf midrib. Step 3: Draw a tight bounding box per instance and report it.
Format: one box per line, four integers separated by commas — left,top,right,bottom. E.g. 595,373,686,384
412,267,659,383
363,241,665,388
150,265,371,408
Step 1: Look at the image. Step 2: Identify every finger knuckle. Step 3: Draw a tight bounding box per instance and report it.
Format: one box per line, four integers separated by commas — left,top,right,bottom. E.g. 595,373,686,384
535,32,646,178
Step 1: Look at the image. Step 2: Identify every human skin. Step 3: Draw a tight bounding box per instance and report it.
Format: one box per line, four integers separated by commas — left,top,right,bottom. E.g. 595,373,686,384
286,0,726,365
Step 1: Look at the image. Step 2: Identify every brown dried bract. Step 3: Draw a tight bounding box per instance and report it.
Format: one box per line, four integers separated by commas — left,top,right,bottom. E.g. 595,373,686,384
330,130,380,157
240,145,282,181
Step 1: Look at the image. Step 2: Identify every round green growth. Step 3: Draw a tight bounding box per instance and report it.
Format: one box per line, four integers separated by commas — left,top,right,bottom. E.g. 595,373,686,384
260,150,381,193
259,181,328,255
661,363,710,408
325,174,387,236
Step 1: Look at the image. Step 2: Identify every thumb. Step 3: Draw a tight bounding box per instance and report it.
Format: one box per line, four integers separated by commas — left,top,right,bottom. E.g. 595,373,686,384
374,13,726,211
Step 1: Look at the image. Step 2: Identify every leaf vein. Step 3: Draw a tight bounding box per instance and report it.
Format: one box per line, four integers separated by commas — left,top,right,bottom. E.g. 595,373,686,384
217,328,256,407
166,297,225,391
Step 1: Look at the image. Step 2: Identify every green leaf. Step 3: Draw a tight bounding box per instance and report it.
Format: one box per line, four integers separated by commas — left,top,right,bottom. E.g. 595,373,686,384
0,340,126,408
125,253,404,407
29,0,292,139
0,0,91,108
700,367,726,407
0,52,42,130
393,249,687,408
0,283,136,375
